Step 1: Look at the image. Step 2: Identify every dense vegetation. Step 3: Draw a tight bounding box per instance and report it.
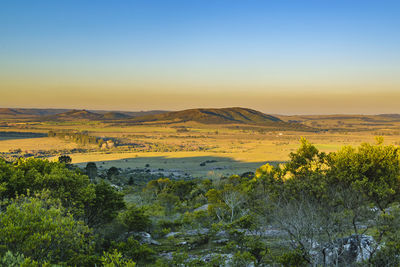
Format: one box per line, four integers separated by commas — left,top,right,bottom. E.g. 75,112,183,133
48,130,115,148
1,138,400,266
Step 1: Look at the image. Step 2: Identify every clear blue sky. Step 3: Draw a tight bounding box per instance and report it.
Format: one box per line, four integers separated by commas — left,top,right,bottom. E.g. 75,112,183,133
1,0,399,114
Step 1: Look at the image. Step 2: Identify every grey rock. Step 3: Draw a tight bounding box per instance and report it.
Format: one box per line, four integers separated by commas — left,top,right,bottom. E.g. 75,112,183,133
133,232,161,245
319,234,376,265
194,204,209,212
212,238,229,244
165,231,180,238
159,252,173,260
186,228,209,235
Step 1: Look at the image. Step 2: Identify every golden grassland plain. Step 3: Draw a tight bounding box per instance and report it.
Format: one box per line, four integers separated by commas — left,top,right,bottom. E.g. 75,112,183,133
0,137,83,152
1,120,400,178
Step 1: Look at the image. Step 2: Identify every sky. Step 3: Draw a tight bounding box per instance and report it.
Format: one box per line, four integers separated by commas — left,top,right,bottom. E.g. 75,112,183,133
0,0,399,114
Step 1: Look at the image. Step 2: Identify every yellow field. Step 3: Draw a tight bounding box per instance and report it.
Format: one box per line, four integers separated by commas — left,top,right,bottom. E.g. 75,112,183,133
1,121,400,177
63,133,389,163
0,137,82,152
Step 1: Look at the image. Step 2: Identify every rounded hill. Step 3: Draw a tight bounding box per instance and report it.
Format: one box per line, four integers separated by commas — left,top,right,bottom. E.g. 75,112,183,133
129,107,290,126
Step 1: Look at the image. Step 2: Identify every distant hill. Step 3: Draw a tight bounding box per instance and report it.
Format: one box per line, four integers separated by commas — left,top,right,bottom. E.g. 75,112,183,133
0,108,168,120
128,107,307,129
0,108,71,116
43,110,170,121
119,110,169,117
41,110,104,121
0,108,23,116
278,113,400,131
94,110,168,117
102,112,132,120
378,114,400,120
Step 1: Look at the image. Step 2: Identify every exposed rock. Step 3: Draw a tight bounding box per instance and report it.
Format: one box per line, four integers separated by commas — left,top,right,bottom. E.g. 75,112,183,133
133,232,160,245
216,230,228,238
110,184,122,191
159,252,173,260
164,228,209,238
186,228,209,235
194,204,209,212
165,231,180,238
242,228,286,237
319,234,376,265
201,253,235,266
212,238,229,244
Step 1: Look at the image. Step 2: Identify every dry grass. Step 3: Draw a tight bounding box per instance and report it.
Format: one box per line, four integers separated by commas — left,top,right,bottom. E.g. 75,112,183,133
0,137,81,152
2,121,400,177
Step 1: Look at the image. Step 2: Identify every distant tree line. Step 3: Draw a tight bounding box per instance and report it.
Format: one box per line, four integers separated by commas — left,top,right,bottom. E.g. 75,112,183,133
48,130,115,148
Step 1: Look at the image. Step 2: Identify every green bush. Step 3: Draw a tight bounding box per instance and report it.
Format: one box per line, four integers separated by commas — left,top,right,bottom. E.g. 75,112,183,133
277,249,308,267
0,195,94,266
119,205,151,232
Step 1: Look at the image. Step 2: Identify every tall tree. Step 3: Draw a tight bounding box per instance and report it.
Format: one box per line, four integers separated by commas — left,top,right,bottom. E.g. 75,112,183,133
0,195,94,266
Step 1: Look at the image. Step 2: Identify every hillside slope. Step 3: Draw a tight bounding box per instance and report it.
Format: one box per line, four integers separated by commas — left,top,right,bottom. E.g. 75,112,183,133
0,108,70,117
102,112,132,120
0,108,171,121
41,110,104,121
0,108,23,116
278,114,400,131
126,107,313,131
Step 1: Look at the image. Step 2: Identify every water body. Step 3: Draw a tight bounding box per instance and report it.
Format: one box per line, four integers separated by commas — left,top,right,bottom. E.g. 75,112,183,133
0,131,47,141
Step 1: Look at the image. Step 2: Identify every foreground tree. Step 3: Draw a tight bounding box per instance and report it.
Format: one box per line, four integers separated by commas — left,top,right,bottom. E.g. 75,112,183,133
0,194,94,266
85,162,98,181
267,138,400,265
0,158,95,217
119,204,151,232
58,155,72,165
84,180,125,228
329,140,400,211
101,249,136,267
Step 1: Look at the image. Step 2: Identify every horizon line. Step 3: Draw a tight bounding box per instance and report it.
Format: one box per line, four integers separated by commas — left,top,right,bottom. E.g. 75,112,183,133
1,105,399,117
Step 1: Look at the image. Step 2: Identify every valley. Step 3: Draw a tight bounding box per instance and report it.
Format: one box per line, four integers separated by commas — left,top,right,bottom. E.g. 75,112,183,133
1,107,399,179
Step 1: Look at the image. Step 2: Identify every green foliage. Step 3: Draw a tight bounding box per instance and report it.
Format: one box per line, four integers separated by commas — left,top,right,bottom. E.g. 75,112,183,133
84,180,125,227
107,167,120,179
171,251,189,266
277,249,308,267
4,139,400,266
183,210,211,228
286,137,327,177
206,182,247,222
85,162,98,180
49,130,106,147
205,254,227,266
282,138,329,201
329,141,400,210
58,155,71,164
158,192,180,213
144,178,172,197
111,237,156,264
0,158,95,217
0,251,25,267
0,195,93,265
231,251,256,267
101,249,136,267
0,251,40,267
156,218,183,234
246,238,269,264
370,205,400,265
119,204,151,232
228,214,256,230
169,180,195,201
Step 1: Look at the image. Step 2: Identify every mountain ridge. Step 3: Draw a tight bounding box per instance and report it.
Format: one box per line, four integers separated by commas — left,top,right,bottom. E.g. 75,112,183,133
127,107,306,128
41,110,103,121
